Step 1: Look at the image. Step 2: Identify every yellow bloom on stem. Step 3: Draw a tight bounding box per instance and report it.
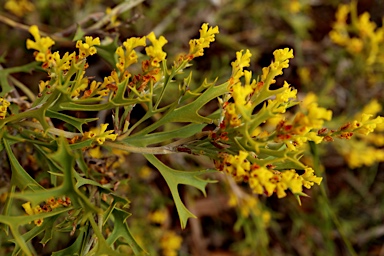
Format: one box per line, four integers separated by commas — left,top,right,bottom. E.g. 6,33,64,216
76,36,100,59
224,103,242,127
26,25,55,62
188,23,219,59
0,98,10,119
357,12,376,38
249,167,274,196
230,49,252,85
300,167,322,189
145,32,168,67
4,0,34,17
22,202,44,226
160,231,182,256
83,123,118,145
262,48,294,85
22,202,34,216
223,151,251,180
275,170,302,198
354,114,384,135
288,0,301,14
116,37,146,73
148,209,168,224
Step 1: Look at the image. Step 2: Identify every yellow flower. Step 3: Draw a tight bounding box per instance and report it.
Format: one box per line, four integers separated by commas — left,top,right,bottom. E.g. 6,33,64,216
83,124,118,145
360,99,382,116
26,25,55,62
88,146,103,158
116,37,146,73
357,12,376,38
300,167,322,189
76,36,101,59
145,32,168,67
227,193,238,207
354,114,384,135
22,202,44,226
148,209,168,224
138,165,152,179
0,98,10,119
230,49,252,84
288,0,301,14
160,231,182,256
188,23,219,58
249,167,274,195
22,202,34,216
106,7,121,28
4,0,34,17
262,48,294,85
224,151,251,180
346,37,363,53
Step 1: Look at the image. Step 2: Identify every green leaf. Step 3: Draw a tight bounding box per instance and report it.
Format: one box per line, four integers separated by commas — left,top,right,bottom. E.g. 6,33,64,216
0,207,73,256
122,123,206,147
72,25,86,41
11,138,100,214
164,81,229,123
95,37,119,68
3,139,44,191
144,154,216,228
105,208,146,255
46,109,98,133
52,226,87,256
12,216,59,255
0,62,40,97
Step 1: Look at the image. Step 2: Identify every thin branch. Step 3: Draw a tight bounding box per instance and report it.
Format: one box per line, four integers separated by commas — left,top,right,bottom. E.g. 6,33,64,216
103,141,175,155
19,121,82,138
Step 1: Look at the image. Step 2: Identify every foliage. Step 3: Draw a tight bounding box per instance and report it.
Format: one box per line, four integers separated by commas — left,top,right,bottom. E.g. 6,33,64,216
1,0,384,255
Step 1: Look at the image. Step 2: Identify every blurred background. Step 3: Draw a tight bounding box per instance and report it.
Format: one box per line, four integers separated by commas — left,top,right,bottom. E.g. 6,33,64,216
1,0,384,255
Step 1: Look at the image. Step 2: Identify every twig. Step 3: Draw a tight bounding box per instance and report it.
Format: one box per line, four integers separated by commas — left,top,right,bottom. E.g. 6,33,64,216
86,0,145,32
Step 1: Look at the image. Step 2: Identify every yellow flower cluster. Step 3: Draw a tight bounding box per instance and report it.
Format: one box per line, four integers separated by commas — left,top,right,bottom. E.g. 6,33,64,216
262,48,294,85
22,197,70,226
274,93,332,151
76,36,101,59
218,151,322,198
339,139,384,169
116,37,146,73
145,32,168,67
4,0,34,17
228,193,271,223
0,98,10,119
26,25,79,77
336,99,384,168
160,231,182,256
329,1,384,64
26,26,55,62
187,23,219,59
83,123,118,145
223,48,295,129
148,209,168,225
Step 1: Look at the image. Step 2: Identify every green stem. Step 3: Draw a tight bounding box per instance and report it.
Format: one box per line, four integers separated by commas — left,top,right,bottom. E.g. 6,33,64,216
310,142,357,256
9,76,36,101
103,141,175,154
19,120,81,138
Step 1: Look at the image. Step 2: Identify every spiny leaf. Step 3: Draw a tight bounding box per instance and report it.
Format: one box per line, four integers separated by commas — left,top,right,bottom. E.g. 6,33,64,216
51,226,87,256
145,154,216,228
121,123,206,147
3,139,44,191
105,208,146,255
46,109,98,133
0,62,40,97
72,25,86,41
12,216,60,255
